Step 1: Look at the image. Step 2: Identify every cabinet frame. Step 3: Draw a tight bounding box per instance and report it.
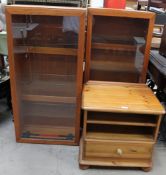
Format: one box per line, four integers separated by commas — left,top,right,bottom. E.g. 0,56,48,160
85,8,155,83
6,5,86,145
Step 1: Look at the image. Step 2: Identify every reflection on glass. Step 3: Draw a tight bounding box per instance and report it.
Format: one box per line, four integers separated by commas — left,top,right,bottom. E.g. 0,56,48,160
90,16,148,83
12,15,79,48
12,15,80,140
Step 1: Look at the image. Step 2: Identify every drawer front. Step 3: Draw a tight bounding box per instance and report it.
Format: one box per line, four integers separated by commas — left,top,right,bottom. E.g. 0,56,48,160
85,140,153,159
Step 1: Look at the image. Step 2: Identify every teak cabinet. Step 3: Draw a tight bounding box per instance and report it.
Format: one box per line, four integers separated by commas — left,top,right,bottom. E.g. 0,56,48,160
85,8,155,83
80,81,165,171
6,5,86,145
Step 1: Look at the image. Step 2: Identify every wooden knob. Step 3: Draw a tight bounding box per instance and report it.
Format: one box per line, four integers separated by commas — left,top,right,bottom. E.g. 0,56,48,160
117,148,123,155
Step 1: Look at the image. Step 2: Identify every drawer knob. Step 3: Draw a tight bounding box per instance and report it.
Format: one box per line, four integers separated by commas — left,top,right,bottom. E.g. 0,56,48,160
117,148,123,155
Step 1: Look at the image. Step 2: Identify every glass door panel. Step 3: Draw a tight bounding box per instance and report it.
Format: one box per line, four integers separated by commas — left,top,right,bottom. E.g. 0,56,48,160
11,14,80,141
90,16,149,82
21,102,76,140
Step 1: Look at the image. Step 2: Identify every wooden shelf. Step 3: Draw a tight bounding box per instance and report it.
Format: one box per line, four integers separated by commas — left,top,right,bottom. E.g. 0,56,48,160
22,76,76,97
23,102,76,119
92,42,137,52
87,112,157,127
87,120,157,127
24,116,75,127
91,60,138,72
86,132,154,142
91,49,138,62
22,94,76,104
14,46,77,56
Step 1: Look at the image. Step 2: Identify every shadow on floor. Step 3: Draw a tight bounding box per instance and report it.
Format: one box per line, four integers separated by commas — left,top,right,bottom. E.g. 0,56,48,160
0,97,12,123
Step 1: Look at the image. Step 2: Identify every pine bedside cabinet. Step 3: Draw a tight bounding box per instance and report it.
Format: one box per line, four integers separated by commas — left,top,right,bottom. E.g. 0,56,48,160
79,81,165,171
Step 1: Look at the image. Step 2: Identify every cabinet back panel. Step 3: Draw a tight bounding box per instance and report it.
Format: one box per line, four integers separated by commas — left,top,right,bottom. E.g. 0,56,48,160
90,17,147,82
92,16,149,38
88,112,157,125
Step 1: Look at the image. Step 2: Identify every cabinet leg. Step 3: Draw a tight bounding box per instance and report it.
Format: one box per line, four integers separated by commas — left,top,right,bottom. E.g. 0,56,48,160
79,164,90,170
142,167,152,172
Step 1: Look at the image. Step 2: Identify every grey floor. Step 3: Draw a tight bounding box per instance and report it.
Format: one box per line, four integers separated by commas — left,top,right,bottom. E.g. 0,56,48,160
0,98,166,175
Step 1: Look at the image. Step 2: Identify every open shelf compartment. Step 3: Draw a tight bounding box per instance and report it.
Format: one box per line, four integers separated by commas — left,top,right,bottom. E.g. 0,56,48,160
86,123,155,142
87,111,158,127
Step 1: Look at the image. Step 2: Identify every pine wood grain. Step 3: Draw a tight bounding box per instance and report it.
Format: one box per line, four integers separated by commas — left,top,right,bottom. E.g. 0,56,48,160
79,138,152,168
82,81,165,115
85,140,153,159
80,81,164,170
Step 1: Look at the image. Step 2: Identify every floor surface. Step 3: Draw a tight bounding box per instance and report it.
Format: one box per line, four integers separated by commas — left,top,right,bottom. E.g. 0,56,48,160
0,98,166,175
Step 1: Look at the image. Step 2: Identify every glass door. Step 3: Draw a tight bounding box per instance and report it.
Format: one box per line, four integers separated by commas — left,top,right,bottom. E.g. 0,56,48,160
6,6,85,144
85,8,154,83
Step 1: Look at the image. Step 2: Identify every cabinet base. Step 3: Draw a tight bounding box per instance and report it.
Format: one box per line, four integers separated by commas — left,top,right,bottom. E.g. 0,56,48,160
142,167,152,172
79,164,90,170
16,137,78,145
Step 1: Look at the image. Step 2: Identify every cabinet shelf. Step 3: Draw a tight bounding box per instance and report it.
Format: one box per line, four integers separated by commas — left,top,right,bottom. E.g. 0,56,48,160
21,75,76,103
21,75,76,97
22,94,76,104
87,120,157,127
92,42,137,52
87,112,157,127
22,102,76,119
14,46,77,56
86,123,154,142
24,115,75,125
91,60,138,72
86,132,154,142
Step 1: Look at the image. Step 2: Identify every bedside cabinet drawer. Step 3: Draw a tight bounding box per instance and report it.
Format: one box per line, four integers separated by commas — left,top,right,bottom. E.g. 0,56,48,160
85,140,153,159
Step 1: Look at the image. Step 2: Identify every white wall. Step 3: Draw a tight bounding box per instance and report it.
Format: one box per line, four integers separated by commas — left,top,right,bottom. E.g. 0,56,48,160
90,0,104,7
1,0,7,4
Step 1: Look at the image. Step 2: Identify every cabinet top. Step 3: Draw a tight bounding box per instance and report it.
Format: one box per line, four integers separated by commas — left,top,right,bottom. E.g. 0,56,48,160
88,7,155,20
82,81,165,115
5,5,86,16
